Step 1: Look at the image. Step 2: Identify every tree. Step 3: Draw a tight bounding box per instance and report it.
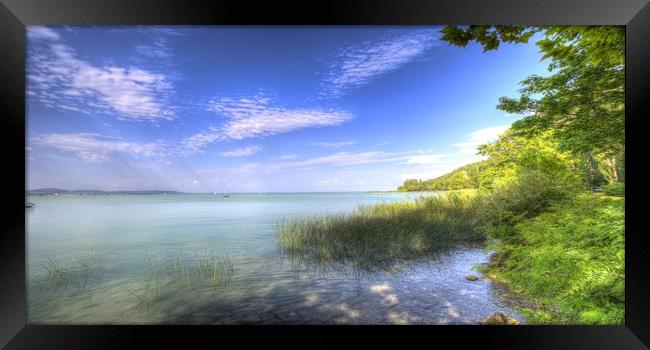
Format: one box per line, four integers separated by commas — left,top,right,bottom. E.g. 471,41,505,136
476,130,583,238
441,25,625,186
398,179,423,191
446,170,473,190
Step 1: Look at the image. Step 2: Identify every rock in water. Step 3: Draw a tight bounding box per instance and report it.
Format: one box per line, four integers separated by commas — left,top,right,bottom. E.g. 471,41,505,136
480,312,520,325
466,275,479,281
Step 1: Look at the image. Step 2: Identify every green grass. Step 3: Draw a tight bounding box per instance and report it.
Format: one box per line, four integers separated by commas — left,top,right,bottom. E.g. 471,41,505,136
276,192,484,271
484,193,624,324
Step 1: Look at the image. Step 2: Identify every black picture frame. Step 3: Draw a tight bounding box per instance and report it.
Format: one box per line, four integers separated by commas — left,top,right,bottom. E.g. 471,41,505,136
1,0,649,348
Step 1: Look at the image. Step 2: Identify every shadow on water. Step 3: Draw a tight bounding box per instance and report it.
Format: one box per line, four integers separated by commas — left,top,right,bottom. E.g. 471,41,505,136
162,246,525,325
27,246,524,325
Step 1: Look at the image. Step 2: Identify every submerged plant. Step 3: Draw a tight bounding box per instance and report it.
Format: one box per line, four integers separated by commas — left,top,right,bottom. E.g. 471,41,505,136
167,249,236,290
42,256,69,286
193,249,234,288
129,281,160,312
146,253,163,279
73,250,99,287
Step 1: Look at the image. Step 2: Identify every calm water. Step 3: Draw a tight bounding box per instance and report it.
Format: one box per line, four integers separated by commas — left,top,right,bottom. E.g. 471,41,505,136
26,192,523,324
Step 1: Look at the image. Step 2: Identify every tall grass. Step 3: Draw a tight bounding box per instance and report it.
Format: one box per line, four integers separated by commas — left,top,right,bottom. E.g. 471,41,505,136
276,192,484,271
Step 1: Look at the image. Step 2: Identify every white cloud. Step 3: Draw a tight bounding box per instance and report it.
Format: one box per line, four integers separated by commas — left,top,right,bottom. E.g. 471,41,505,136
284,151,396,168
406,154,444,165
72,66,173,119
37,133,167,163
323,29,440,97
400,172,427,181
28,31,175,121
396,125,512,182
135,37,173,59
313,141,357,148
321,177,343,185
180,95,353,154
220,145,262,157
453,125,510,155
27,26,61,41
277,154,298,161
239,151,411,173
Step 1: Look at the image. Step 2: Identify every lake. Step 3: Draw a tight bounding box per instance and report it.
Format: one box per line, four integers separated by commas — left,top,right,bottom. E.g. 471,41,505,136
26,192,523,324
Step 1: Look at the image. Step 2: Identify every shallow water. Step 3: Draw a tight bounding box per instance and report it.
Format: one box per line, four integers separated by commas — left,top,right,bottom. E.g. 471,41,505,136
26,192,523,324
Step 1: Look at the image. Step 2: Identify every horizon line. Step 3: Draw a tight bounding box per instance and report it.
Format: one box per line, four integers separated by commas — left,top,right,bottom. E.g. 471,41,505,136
26,188,407,194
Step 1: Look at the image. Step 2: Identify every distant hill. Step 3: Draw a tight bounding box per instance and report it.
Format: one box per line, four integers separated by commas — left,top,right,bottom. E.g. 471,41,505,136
28,188,183,195
397,160,489,192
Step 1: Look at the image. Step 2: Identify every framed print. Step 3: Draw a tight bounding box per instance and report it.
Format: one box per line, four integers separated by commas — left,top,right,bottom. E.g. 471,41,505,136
1,0,649,348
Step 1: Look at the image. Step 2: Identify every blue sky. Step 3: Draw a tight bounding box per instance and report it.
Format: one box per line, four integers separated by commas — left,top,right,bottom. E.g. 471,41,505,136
26,26,549,192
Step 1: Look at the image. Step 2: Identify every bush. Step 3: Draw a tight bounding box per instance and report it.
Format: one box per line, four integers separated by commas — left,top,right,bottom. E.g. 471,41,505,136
603,182,624,196
478,169,582,241
486,194,624,324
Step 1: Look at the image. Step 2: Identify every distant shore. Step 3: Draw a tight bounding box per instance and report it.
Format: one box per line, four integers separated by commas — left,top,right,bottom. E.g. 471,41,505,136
28,189,416,196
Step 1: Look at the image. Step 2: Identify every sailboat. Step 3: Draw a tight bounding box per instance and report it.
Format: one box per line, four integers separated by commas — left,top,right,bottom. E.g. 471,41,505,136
223,185,229,198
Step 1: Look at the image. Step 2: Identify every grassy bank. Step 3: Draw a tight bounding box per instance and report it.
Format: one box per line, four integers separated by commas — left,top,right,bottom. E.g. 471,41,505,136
276,191,483,271
483,194,624,324
275,190,624,324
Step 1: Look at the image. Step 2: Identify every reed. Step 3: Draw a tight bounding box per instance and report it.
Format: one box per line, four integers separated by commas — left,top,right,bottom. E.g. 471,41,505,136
276,192,484,271
42,256,69,286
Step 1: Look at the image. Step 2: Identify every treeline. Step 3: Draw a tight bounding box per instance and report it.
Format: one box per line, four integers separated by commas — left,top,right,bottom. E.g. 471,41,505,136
398,161,489,191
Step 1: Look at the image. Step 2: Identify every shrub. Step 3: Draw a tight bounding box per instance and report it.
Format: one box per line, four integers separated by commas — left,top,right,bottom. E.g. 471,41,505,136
603,182,624,196
486,194,624,324
478,169,582,241
476,131,584,240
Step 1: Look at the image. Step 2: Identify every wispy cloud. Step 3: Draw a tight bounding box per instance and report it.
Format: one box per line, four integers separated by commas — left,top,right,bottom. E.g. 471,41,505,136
220,145,262,157
405,154,444,165
312,141,357,148
37,133,167,163
277,154,298,161
237,150,422,174
108,26,190,37
322,29,440,97
180,95,353,154
135,37,173,60
27,26,61,41
27,27,175,121
282,151,398,168
397,125,512,181
453,125,510,155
